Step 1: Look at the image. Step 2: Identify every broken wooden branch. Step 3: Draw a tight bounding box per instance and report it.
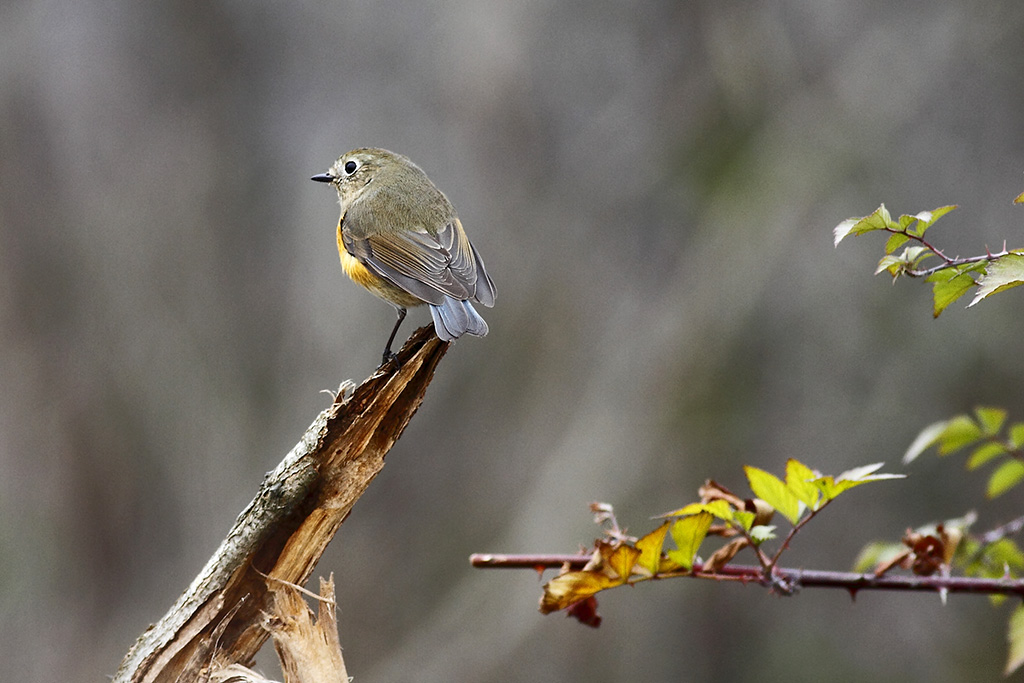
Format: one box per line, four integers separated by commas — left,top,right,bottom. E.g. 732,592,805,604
115,325,447,683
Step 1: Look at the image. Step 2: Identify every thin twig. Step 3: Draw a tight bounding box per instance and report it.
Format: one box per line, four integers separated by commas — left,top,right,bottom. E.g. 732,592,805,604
884,225,1015,278
978,515,1024,546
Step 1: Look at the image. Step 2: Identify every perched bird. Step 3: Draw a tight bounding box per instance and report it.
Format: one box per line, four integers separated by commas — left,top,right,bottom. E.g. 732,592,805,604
312,148,495,365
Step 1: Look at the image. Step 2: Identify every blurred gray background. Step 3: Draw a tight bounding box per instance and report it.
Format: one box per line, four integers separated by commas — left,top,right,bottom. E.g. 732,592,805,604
3,1,1024,681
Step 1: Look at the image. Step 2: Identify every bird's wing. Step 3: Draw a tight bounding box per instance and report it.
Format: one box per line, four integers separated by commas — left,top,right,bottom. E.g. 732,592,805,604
343,218,493,306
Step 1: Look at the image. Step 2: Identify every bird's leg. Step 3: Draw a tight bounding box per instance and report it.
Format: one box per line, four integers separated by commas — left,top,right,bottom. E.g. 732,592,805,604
382,306,407,366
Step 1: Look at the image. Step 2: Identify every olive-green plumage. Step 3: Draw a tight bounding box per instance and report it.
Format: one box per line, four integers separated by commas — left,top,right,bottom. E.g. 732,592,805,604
312,148,495,364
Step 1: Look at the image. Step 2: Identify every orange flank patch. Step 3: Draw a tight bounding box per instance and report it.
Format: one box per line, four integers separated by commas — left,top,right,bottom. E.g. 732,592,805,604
336,223,421,307
340,248,379,290
337,223,377,289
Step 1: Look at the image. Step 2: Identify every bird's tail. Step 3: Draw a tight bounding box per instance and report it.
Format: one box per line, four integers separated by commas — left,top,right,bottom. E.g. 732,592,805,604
429,298,489,341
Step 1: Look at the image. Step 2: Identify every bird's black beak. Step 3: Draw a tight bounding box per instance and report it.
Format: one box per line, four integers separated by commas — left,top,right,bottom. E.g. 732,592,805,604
310,172,334,183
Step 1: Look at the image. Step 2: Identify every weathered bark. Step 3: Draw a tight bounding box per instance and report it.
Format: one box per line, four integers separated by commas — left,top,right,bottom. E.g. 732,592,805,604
115,325,447,683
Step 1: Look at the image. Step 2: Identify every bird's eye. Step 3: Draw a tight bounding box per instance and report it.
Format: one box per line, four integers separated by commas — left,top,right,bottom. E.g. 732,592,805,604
344,160,359,175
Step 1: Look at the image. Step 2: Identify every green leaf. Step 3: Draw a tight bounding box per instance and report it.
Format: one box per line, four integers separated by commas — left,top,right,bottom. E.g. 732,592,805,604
852,541,906,573
884,231,910,254
745,466,802,525
1010,423,1024,449
785,459,821,510
969,254,1024,307
1007,604,1024,675
965,538,1024,606
975,407,1008,436
926,204,958,222
896,212,917,231
875,246,932,277
967,442,1007,470
926,268,976,318
874,254,904,277
904,420,950,463
983,539,1024,574
988,460,1024,498
938,414,983,454
668,512,713,570
904,246,932,265
966,539,1007,577
749,525,777,544
833,205,893,246
733,509,755,532
904,205,957,237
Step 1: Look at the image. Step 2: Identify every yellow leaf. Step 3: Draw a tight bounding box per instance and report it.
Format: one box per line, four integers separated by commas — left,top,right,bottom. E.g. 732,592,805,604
603,543,642,581
539,571,617,614
745,465,801,525
668,511,713,570
785,459,820,510
658,499,734,521
635,522,670,575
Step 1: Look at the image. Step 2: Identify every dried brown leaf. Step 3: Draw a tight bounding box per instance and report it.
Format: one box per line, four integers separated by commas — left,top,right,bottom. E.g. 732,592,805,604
702,538,750,573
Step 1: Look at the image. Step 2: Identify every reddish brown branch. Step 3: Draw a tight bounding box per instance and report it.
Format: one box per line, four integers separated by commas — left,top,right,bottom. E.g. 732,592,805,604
470,553,1024,597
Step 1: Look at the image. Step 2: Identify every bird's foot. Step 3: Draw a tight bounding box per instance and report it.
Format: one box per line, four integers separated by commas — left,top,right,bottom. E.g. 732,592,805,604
380,348,400,369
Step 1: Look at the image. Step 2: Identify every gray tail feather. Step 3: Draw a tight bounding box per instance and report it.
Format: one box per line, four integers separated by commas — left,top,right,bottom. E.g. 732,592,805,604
429,298,489,342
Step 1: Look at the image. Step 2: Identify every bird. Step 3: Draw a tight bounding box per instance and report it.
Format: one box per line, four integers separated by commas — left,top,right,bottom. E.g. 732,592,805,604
312,148,495,365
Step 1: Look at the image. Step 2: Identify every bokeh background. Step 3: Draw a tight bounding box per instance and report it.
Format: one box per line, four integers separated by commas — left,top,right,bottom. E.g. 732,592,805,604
3,2,1024,681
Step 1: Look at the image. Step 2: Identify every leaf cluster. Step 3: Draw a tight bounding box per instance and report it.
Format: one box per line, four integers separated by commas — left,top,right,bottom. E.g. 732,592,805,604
904,407,1024,498
853,407,1024,674
833,203,1024,316
833,199,1024,672
855,511,1024,676
507,196,1024,672
858,409,1024,598
539,460,903,623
